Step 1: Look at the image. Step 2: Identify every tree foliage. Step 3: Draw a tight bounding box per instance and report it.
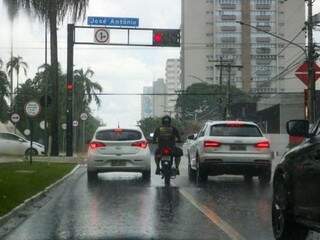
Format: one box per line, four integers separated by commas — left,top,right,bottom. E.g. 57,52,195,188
175,83,257,121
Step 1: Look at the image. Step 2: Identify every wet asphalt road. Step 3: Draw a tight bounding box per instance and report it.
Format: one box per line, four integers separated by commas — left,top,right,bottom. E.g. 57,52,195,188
1,156,319,240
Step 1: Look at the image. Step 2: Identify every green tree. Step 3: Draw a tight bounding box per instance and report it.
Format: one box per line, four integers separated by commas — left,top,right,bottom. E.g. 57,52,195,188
176,83,257,121
8,0,90,155
6,56,28,93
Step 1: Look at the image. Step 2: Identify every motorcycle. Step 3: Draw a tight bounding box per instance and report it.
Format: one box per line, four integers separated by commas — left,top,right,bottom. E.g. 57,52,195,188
159,146,177,186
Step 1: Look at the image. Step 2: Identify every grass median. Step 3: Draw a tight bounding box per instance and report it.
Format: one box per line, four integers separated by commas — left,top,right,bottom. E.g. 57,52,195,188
0,162,76,217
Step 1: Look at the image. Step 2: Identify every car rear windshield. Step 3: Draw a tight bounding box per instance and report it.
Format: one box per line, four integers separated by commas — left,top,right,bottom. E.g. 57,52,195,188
95,129,142,141
210,124,262,137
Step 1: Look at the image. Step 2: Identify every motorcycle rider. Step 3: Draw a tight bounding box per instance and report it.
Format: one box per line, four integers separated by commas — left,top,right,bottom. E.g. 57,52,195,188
153,115,183,175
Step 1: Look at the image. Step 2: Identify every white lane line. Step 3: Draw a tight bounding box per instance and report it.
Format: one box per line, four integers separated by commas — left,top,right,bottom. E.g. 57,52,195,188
179,189,247,240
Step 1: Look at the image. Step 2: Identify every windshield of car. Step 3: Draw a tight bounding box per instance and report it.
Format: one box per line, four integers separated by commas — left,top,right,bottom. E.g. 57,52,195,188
2,1,320,240
210,124,262,137
95,129,142,141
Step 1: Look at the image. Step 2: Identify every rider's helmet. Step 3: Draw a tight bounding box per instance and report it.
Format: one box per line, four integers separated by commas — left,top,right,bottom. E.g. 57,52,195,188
162,115,172,127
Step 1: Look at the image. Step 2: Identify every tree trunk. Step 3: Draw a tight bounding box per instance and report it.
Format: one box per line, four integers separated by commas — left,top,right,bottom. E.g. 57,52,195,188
49,1,59,156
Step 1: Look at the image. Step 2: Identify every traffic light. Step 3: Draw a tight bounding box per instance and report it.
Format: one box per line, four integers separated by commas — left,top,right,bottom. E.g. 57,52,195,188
152,29,180,47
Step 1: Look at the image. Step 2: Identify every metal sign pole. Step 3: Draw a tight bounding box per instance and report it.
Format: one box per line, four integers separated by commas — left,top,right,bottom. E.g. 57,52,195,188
30,119,33,165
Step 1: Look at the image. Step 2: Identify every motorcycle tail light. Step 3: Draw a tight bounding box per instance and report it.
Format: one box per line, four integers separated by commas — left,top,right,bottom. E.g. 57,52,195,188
161,147,172,156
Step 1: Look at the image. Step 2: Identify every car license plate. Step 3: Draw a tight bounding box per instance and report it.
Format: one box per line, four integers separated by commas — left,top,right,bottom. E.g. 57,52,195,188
111,160,126,166
230,145,246,151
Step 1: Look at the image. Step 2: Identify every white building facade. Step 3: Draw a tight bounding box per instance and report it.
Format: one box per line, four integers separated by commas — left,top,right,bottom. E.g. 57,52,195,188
152,79,167,117
181,0,306,93
141,87,153,119
165,59,181,116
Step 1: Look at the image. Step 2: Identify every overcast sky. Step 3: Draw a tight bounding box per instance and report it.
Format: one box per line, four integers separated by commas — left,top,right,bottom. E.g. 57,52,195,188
0,0,181,127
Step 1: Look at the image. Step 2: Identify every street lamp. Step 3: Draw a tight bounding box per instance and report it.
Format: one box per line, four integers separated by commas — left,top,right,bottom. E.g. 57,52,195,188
236,20,316,123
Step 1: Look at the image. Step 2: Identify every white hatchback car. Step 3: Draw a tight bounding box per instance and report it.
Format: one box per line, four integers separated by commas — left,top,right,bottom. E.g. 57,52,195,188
0,132,45,156
87,127,151,181
188,121,273,184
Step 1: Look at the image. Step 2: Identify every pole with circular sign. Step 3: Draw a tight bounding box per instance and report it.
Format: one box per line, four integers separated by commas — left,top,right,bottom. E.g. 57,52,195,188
24,101,41,164
80,113,88,152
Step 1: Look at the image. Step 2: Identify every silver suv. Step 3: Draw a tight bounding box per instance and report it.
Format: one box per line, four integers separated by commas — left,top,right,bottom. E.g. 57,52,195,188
187,121,273,184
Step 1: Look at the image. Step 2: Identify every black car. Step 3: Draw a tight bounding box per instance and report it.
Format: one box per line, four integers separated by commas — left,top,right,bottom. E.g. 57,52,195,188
272,120,320,240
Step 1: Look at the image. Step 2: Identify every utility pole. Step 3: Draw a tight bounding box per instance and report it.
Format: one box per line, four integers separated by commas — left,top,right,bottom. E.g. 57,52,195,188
307,0,316,123
66,24,75,157
215,62,243,120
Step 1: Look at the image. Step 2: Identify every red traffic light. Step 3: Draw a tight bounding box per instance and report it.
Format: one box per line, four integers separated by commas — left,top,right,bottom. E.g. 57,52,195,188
67,83,73,91
153,32,163,44
152,30,180,47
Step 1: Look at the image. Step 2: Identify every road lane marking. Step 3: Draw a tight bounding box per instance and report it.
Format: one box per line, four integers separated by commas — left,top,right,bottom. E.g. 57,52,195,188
179,189,247,240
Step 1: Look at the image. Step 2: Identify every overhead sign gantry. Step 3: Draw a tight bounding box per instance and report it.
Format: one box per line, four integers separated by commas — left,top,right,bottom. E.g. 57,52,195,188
66,23,181,156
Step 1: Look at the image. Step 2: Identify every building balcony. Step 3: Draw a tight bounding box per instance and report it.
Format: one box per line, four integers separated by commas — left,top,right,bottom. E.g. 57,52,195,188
220,3,236,9
255,4,271,10
221,48,237,54
256,37,271,43
255,25,272,32
221,26,237,32
256,47,271,54
221,15,237,21
221,37,236,43
256,15,271,21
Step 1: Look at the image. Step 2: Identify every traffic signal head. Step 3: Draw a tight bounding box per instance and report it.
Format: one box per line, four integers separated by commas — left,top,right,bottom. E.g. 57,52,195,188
152,29,180,47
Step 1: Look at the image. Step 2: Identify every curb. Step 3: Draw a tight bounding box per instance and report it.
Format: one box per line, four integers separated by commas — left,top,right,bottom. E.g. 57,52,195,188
0,164,81,226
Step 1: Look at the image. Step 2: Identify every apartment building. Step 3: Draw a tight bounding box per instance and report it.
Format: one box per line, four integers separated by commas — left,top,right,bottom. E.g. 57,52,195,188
181,0,306,93
165,59,181,116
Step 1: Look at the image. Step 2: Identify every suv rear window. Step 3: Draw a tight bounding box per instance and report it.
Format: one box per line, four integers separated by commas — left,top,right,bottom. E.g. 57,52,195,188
210,124,262,137
95,129,142,141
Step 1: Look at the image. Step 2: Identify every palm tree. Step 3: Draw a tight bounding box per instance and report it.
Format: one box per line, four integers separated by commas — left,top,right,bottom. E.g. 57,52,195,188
5,0,90,156
73,68,102,152
6,56,28,93
74,68,103,110
3,0,19,109
0,68,10,122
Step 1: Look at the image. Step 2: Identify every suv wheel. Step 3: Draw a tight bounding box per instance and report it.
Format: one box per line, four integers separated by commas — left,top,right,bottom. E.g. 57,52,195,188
196,159,208,183
259,168,271,185
272,179,308,240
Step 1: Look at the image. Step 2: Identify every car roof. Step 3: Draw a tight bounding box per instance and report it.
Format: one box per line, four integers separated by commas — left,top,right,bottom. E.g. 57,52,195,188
206,120,259,127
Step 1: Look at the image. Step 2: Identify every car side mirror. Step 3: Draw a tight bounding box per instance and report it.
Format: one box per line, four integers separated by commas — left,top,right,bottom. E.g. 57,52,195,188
287,120,310,138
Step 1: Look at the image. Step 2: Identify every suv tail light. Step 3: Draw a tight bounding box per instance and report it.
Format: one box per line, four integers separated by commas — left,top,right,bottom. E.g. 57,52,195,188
89,141,106,149
161,147,172,156
255,141,270,149
204,140,221,148
131,140,148,149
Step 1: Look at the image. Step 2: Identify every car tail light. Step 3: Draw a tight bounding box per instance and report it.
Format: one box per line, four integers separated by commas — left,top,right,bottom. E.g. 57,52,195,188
131,140,148,149
89,141,106,149
161,147,172,156
255,141,270,149
204,140,221,148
